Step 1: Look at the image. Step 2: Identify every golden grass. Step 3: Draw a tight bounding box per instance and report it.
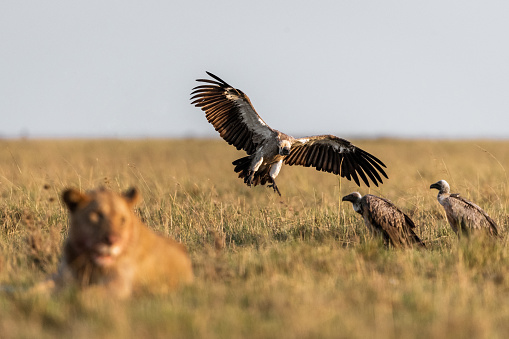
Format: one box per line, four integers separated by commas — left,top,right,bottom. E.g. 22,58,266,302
1,138,509,338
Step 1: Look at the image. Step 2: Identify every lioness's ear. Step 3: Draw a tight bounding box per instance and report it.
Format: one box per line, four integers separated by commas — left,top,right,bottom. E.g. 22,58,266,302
123,187,141,207
62,188,89,213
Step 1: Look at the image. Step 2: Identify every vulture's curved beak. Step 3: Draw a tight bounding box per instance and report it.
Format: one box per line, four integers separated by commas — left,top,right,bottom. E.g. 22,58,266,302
342,194,353,202
430,182,440,190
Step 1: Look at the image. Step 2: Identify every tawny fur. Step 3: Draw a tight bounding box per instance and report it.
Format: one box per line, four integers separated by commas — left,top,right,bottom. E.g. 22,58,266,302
48,187,193,298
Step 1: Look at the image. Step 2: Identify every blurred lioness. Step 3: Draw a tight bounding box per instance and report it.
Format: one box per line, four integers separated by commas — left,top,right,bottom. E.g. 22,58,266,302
48,187,193,298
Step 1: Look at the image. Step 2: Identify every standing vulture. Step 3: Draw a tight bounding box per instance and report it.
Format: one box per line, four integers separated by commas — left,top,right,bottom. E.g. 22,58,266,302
342,192,425,248
430,180,499,237
191,72,388,195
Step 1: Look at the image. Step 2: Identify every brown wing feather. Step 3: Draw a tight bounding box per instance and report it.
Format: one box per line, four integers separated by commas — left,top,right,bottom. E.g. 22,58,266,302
285,135,388,187
449,195,499,236
362,195,424,248
191,72,275,155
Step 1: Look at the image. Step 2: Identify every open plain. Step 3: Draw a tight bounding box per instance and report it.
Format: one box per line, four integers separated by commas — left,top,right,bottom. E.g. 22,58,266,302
1,138,509,338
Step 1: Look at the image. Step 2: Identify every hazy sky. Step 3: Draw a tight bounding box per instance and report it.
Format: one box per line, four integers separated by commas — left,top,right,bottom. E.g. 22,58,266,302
2,1,509,139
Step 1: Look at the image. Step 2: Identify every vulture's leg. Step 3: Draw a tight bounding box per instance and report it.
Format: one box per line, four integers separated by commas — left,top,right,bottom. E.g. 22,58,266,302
268,160,283,196
247,155,264,186
268,180,281,196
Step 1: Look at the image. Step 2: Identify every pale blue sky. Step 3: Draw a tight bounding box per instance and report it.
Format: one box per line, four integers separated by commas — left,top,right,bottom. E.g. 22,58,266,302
1,1,509,138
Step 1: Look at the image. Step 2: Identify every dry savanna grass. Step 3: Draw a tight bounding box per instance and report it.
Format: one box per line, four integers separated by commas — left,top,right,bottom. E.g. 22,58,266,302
1,138,509,338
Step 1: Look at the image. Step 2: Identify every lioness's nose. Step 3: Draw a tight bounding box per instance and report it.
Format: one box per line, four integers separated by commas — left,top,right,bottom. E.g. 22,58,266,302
104,234,120,245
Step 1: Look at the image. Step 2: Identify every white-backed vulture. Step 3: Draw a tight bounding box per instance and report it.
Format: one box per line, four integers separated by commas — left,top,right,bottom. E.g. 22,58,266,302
190,72,388,196
430,180,499,237
342,192,425,248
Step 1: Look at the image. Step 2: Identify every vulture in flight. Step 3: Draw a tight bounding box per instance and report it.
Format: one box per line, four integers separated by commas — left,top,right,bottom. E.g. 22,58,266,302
342,192,425,248
430,180,499,237
191,72,388,195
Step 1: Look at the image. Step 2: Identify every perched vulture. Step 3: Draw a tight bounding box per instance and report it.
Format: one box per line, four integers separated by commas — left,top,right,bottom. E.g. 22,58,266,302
430,180,499,237
342,192,425,248
191,72,388,195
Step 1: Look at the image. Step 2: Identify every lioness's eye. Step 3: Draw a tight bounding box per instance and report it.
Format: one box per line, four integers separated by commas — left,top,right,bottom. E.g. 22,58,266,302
88,212,99,223
88,211,103,223
120,216,126,225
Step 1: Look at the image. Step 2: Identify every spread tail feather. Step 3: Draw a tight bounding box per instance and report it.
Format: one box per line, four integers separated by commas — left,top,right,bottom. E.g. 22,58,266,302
232,156,251,174
232,156,271,187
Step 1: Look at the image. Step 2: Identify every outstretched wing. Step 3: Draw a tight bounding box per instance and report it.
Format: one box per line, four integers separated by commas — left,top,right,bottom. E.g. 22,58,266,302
363,195,424,248
450,195,499,236
191,72,276,155
284,135,388,187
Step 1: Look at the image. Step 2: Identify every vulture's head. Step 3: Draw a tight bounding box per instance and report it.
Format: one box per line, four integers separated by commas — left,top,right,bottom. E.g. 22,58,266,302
278,139,292,156
430,180,450,194
342,192,363,213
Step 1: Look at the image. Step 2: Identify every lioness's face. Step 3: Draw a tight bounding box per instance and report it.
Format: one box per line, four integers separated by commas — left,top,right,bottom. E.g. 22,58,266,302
62,187,140,268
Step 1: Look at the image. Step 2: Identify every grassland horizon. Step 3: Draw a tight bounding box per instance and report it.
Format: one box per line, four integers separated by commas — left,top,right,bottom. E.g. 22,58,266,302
1,138,508,338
